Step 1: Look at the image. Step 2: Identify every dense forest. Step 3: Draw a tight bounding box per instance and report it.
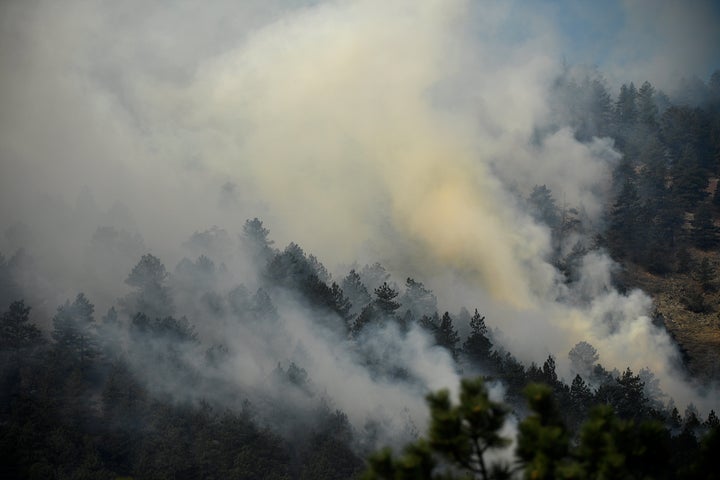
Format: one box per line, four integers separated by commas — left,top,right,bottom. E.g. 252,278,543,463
2,0,720,472
2,65,720,477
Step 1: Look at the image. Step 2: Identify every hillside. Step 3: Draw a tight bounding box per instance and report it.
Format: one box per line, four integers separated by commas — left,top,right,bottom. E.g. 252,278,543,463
626,252,720,381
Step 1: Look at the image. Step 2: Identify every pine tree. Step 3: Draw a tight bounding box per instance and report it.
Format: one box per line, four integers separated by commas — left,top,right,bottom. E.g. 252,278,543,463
435,312,460,360
568,341,599,377
0,300,43,352
615,82,638,127
706,410,719,428
341,269,371,316
693,202,719,249
527,185,561,230
400,278,437,320
570,375,592,408
607,179,643,259
517,384,569,480
52,293,98,369
672,146,709,210
121,254,174,319
363,378,511,480
637,81,659,128
374,282,400,315
463,309,493,366
241,217,275,264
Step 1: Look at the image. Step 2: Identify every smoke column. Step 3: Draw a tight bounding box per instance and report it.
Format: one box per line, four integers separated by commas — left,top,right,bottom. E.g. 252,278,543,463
1,0,718,420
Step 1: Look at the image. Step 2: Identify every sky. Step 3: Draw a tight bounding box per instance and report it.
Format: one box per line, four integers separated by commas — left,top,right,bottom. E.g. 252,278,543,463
476,0,720,91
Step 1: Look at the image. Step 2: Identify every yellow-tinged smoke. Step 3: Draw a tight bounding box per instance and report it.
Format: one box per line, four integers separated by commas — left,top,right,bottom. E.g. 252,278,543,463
176,0,546,307
2,0,713,412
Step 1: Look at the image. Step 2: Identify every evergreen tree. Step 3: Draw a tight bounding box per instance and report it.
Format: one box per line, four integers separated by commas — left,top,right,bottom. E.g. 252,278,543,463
265,242,312,286
637,81,659,128
517,384,569,480
350,303,377,337
374,282,400,316
693,202,719,249
607,179,643,260
121,254,174,319
400,278,437,320
672,146,709,210
330,282,354,325
241,217,275,265
341,269,371,316
435,312,460,360
463,309,493,367
706,410,719,428
541,355,558,385
363,378,511,480
527,185,561,230
568,341,599,377
588,76,614,138
570,375,592,408
615,82,638,127
0,300,43,351
52,293,98,369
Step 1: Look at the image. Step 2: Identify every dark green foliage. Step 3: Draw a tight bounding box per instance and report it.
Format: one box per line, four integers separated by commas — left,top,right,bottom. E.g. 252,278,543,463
607,179,643,260
363,441,437,480
568,341,599,377
364,379,718,480
682,426,720,480
637,81,659,128
299,410,363,480
265,242,314,285
436,312,460,360
341,269,372,315
265,243,353,328
363,378,511,480
351,303,378,337
615,82,638,128
569,375,592,410
1,297,360,480
517,384,569,479
0,300,43,351
401,277,438,320
593,368,648,422
130,312,198,344
121,254,174,319
330,282,353,322
706,410,719,428
593,73,720,272
374,282,401,315
51,293,98,369
673,147,710,210
572,405,672,479
693,203,719,249
242,217,276,265
541,356,558,385
463,309,493,367
548,69,614,141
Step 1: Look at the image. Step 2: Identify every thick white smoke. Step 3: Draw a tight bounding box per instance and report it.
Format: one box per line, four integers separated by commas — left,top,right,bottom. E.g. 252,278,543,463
0,0,718,428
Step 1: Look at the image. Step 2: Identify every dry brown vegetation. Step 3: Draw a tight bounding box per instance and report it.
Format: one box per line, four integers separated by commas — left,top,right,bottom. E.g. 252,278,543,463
626,252,720,381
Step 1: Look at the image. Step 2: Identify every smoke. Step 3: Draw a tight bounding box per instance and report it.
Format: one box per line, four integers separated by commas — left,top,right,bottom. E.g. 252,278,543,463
1,0,718,438
601,0,720,90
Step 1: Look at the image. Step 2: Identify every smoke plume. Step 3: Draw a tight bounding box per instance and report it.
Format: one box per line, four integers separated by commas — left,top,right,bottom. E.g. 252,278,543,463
1,0,718,436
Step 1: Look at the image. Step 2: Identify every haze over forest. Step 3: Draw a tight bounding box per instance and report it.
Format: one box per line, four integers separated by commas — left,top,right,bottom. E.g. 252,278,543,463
1,1,720,478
